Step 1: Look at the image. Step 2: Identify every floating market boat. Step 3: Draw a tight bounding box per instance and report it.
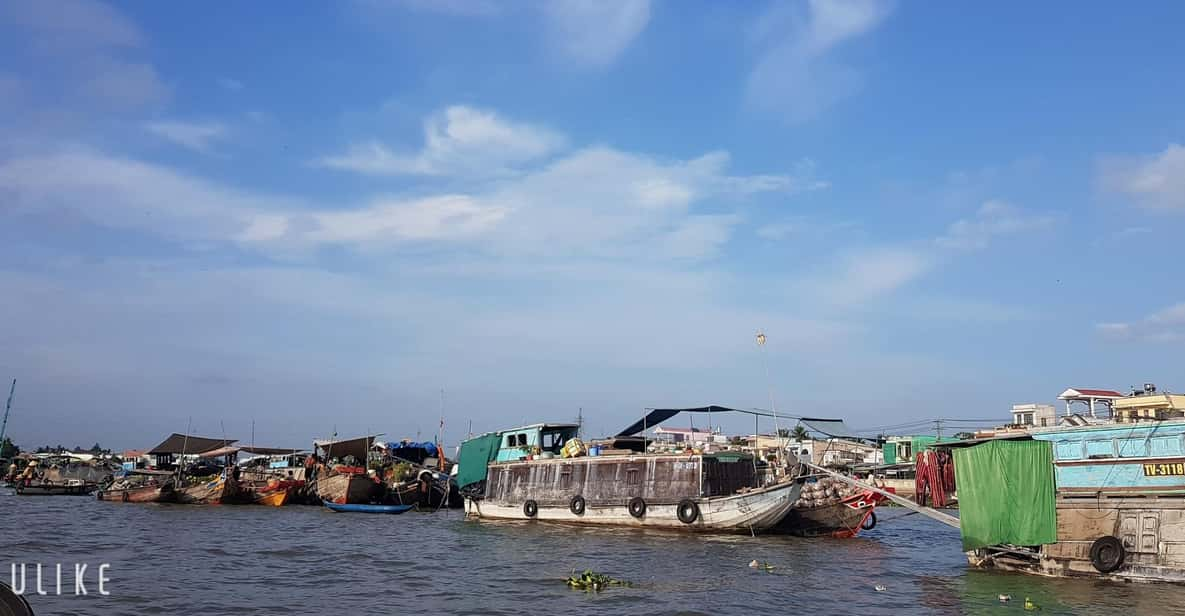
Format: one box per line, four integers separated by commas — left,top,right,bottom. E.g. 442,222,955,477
13,479,98,496
254,489,289,507
312,435,380,504
96,471,176,503
953,414,1185,583
176,470,242,505
456,407,805,533
775,477,886,537
323,501,413,514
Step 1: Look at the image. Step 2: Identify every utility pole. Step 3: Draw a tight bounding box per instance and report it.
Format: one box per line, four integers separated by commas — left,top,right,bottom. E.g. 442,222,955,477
1,379,15,452
935,418,944,440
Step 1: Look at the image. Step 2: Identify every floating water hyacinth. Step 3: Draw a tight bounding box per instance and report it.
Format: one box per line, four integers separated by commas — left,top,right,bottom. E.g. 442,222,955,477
564,569,632,591
748,559,776,572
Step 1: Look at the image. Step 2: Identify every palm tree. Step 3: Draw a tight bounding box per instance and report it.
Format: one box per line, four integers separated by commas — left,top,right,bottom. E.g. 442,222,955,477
790,426,810,442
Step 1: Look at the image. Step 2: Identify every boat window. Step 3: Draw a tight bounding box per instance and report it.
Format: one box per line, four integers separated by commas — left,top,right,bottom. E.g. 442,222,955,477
1084,439,1115,459
541,432,564,451
517,434,528,447
1118,438,1149,458
1054,440,1083,461
506,435,516,448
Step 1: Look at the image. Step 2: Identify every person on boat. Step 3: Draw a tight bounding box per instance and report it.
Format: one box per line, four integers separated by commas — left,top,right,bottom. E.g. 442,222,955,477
5,461,17,482
18,460,39,485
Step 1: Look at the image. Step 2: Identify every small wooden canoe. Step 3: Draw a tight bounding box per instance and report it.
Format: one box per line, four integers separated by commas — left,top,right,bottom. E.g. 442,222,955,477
323,501,412,514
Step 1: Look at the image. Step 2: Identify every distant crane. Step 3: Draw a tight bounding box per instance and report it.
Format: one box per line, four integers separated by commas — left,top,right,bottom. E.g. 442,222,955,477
1,379,14,452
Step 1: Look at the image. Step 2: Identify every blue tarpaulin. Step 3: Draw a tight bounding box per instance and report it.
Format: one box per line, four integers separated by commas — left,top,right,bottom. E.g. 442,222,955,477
387,441,438,457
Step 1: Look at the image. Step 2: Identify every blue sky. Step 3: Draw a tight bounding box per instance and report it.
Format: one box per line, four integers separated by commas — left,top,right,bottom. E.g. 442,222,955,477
2,0,1184,450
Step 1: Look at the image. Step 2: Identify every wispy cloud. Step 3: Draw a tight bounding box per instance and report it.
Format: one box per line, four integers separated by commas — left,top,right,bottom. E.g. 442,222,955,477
217,77,245,91
541,0,652,69
935,200,1057,251
1098,143,1185,211
318,105,565,177
807,247,931,305
747,0,893,123
4,133,797,261
1097,302,1185,343
357,0,501,17
0,0,168,111
144,120,229,153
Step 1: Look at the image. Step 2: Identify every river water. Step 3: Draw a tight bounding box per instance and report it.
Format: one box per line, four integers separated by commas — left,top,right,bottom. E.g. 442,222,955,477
5,491,1185,616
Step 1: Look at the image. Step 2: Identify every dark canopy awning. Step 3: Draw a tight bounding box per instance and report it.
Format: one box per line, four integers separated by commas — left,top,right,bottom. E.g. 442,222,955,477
616,406,746,437
616,407,848,438
314,435,380,461
799,418,860,440
147,433,237,455
239,446,305,456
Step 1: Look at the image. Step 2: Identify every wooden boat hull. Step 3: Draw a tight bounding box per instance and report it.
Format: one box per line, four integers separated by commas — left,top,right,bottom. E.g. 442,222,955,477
774,490,883,537
176,475,240,505
466,479,802,532
316,473,373,504
97,484,176,503
324,501,413,514
254,489,289,507
13,482,98,496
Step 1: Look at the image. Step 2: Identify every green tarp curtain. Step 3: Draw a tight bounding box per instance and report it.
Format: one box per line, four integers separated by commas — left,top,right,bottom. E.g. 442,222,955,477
952,439,1057,551
455,433,501,490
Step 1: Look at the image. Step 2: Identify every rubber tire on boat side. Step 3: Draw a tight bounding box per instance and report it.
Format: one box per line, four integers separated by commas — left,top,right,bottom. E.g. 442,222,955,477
628,497,646,519
861,511,877,530
676,499,699,524
1089,536,1125,573
569,495,586,516
523,499,538,518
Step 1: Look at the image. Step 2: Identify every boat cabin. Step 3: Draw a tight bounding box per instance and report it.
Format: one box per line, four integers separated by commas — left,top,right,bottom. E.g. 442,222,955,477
493,423,580,463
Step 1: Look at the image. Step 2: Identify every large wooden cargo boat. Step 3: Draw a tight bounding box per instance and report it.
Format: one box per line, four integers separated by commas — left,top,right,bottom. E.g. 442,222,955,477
457,417,803,533
176,471,241,505
957,419,1185,583
315,472,374,504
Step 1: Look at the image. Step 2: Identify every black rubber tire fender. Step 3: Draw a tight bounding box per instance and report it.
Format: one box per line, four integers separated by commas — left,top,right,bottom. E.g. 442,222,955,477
569,495,586,516
523,499,538,518
676,499,700,524
1089,535,1125,573
627,496,646,519
861,510,877,531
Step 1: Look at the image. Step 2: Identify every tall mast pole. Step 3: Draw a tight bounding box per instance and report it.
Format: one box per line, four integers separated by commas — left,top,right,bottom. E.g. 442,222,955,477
1,379,14,450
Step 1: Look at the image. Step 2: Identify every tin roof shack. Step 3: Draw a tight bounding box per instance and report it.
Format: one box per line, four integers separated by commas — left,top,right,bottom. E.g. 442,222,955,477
967,421,1185,582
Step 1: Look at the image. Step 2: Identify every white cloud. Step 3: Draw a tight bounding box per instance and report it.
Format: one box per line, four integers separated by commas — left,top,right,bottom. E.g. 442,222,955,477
810,247,930,305
217,77,245,91
757,217,853,241
145,120,229,153
747,0,893,123
541,0,651,69
0,0,168,111
2,138,795,260
1097,302,1185,343
935,200,1056,251
1098,143,1185,211
318,105,565,177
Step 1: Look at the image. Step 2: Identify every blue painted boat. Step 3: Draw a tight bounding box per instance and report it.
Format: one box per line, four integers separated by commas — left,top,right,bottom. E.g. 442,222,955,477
323,501,413,514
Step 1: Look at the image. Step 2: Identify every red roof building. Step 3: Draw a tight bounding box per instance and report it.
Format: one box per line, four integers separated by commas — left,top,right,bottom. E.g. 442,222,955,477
1058,388,1125,418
